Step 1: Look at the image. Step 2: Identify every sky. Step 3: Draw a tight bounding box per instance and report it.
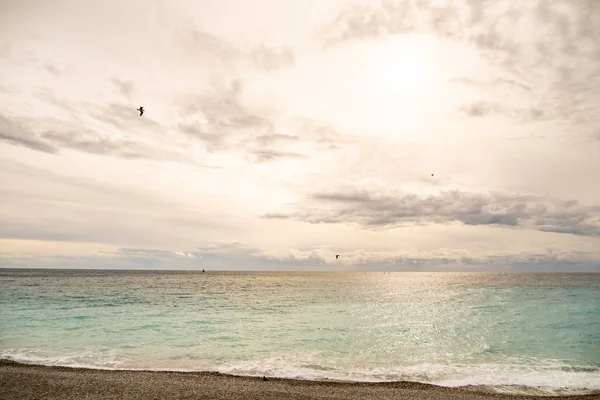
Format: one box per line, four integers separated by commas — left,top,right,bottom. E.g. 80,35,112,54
1,0,599,271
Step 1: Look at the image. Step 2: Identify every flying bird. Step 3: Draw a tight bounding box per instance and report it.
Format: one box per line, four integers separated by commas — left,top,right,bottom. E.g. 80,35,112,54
136,106,144,116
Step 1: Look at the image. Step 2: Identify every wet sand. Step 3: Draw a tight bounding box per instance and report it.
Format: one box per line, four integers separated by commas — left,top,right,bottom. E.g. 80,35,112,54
1,360,598,400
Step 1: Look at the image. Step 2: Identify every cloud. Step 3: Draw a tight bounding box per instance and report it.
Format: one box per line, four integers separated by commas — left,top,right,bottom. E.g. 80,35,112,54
0,3,304,164
318,0,417,47
0,116,56,153
246,149,306,163
178,25,296,72
459,101,495,118
179,28,242,64
252,245,600,272
318,0,500,47
1,242,598,272
173,250,197,258
451,77,532,94
319,0,600,136
255,133,300,145
0,160,227,246
45,64,62,76
110,78,134,97
248,44,295,71
110,247,198,259
0,111,192,163
177,79,273,152
457,100,543,120
175,78,347,161
263,188,600,237
1,0,598,272
40,130,149,159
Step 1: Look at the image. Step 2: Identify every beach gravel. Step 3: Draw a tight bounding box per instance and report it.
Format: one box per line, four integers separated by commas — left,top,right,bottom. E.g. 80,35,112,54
1,361,599,400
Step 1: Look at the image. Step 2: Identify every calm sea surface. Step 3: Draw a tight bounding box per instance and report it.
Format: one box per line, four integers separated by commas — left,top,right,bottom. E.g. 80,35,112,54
1,270,599,395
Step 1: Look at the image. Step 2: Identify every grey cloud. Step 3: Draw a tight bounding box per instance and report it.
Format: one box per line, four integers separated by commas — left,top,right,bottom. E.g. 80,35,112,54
178,90,274,153
196,241,244,251
1,116,173,161
0,248,203,270
320,0,416,47
320,0,415,46
320,0,492,46
5,85,321,165
458,101,543,121
0,99,192,162
0,200,223,246
111,78,134,97
2,244,598,271
179,28,241,64
90,103,161,130
0,115,56,153
471,1,600,128
39,130,151,159
177,79,346,161
179,124,228,152
114,248,183,257
45,64,62,76
0,130,55,153
256,133,300,145
0,43,9,58
178,79,271,151
0,159,188,210
263,188,600,237
459,101,495,117
499,79,533,93
426,2,465,40
247,149,306,163
0,160,232,250
287,116,349,149
256,245,600,272
451,77,532,94
0,160,225,247
178,26,295,72
248,44,295,71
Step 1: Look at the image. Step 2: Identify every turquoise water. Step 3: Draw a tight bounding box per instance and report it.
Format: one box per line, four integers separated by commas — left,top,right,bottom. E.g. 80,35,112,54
1,270,599,395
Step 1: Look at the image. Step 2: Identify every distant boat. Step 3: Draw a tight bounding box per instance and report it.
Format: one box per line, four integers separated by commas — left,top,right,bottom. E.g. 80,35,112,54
202,269,205,273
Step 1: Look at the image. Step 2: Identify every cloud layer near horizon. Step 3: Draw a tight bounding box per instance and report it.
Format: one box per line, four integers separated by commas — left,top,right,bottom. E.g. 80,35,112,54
1,0,599,271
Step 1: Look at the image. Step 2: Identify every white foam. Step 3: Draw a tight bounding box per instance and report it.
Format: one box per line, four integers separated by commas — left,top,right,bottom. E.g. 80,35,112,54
2,349,599,396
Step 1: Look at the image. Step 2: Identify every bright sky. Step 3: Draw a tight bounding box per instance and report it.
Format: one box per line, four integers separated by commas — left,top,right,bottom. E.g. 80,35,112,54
1,0,599,271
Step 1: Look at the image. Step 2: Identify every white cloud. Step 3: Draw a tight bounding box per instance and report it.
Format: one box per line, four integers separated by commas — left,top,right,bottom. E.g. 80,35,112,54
173,250,197,258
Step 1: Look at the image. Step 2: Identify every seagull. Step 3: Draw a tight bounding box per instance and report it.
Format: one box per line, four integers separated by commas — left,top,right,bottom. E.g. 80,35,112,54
136,106,144,116
336,255,340,259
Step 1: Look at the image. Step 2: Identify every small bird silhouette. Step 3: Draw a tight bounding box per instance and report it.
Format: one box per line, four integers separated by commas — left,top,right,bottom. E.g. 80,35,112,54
136,106,144,116
336,255,340,259
431,174,434,176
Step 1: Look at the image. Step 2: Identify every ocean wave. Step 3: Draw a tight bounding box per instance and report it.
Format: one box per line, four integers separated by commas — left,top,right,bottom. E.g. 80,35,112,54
2,349,599,396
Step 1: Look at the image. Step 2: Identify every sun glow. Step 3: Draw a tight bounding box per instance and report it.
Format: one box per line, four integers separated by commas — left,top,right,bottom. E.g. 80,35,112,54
347,33,456,140
362,33,441,100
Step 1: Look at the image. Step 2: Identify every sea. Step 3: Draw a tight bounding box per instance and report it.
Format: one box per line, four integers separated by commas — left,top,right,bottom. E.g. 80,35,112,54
1,269,599,396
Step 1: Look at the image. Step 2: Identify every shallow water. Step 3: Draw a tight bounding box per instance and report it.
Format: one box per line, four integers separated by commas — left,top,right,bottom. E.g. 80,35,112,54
1,269,599,395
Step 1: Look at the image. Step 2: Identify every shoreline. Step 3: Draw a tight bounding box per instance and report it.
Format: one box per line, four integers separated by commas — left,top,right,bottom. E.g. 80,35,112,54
1,360,599,400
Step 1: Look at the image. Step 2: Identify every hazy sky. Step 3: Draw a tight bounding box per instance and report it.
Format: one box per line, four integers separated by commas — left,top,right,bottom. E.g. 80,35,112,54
1,0,599,271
